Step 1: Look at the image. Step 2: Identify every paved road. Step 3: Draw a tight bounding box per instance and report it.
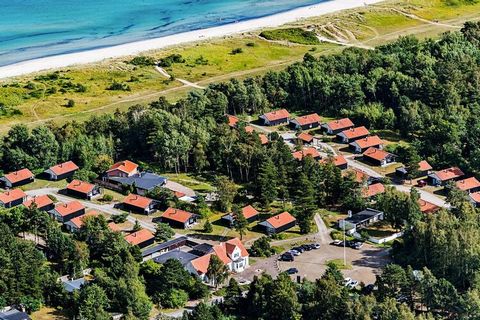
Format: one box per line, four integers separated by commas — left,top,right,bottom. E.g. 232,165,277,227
393,184,450,209
345,157,383,179
25,188,157,232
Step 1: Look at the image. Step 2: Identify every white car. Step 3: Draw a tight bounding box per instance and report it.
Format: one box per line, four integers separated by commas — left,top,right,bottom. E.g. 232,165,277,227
289,250,301,256
343,278,352,286
348,280,359,289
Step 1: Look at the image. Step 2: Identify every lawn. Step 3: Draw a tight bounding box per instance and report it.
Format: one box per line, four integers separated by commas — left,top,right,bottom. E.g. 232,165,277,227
19,178,66,191
259,28,320,45
31,307,68,320
326,258,353,270
162,172,215,193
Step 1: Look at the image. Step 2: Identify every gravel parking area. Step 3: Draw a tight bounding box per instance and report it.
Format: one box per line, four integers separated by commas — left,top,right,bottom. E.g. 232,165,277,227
278,243,390,285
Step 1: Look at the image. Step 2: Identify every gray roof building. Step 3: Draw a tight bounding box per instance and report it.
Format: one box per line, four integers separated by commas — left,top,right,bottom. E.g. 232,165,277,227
108,172,167,193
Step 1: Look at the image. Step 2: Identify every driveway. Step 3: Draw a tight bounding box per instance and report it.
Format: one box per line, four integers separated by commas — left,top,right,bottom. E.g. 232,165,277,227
393,184,450,209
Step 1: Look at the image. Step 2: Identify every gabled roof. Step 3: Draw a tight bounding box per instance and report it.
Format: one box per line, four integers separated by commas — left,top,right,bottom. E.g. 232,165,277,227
225,237,249,257
48,161,79,176
261,109,290,122
321,155,347,168
363,147,393,162
54,201,84,217
345,168,371,183
259,134,269,145
292,147,320,161
107,160,138,174
456,177,480,191
418,160,432,172
68,210,100,229
244,125,254,133
351,136,383,149
109,172,167,191
264,212,296,229
162,207,193,223
190,253,212,275
3,168,34,184
212,244,232,265
240,205,259,220
362,183,385,198
339,126,369,139
325,118,354,131
297,132,314,143
292,113,321,126
470,192,480,203
418,199,440,214
124,229,154,246
108,222,121,232
67,179,95,194
23,195,54,209
0,189,26,204
227,114,239,127
123,193,153,209
432,167,465,182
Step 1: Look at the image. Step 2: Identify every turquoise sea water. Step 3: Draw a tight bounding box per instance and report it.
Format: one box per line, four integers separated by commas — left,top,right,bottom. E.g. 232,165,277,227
0,0,324,66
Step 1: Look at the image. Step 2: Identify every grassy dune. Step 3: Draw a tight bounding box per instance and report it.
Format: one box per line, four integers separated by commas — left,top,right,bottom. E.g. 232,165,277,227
1,0,480,132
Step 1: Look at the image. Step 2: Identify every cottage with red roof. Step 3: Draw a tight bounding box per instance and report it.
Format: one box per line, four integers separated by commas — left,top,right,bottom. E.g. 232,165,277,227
227,114,239,128
292,147,321,161
336,126,370,143
321,155,348,170
1,168,34,188
297,132,314,146
23,195,55,212
456,177,480,193
106,160,139,178
259,211,296,235
322,118,354,135
161,207,197,229
362,183,385,199
45,161,79,181
419,199,440,214
349,135,383,153
259,109,290,126
428,167,465,186
66,180,101,200
259,134,269,145
65,210,100,232
469,192,480,207
122,193,156,215
396,160,433,178
0,189,27,208
124,229,155,248
222,205,259,226
362,147,396,167
49,201,85,223
290,113,321,130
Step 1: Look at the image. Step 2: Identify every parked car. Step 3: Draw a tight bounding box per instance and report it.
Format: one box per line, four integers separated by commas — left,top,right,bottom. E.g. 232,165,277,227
348,280,359,289
343,278,352,286
331,240,343,246
303,244,314,251
289,250,301,256
417,179,427,187
286,268,299,275
352,241,364,250
312,243,321,249
292,246,304,253
280,252,294,261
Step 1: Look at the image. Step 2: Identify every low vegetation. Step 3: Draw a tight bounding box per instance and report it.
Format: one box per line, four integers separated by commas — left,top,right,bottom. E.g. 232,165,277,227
260,28,320,45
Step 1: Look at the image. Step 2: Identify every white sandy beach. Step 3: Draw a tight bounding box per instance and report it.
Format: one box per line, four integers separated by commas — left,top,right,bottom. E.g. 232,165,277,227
0,0,384,79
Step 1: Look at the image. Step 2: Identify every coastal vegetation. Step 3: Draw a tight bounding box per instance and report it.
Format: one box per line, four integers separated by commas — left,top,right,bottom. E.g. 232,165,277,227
259,28,320,45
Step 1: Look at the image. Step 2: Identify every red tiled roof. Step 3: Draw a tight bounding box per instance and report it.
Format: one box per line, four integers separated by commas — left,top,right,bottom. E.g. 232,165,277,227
345,168,371,183
240,205,259,220
418,199,440,214
293,113,321,126
54,201,84,217
191,253,212,275
124,229,154,246
162,207,193,223
69,210,100,229
265,212,296,229
225,237,249,257
259,134,269,145
326,118,354,131
363,147,391,162
23,195,53,209
227,115,239,127
418,160,432,172
297,132,314,143
174,191,186,198
434,167,465,182
0,189,26,204
362,183,385,198
321,155,347,168
470,192,480,203
107,160,138,174
212,244,232,265
353,136,383,149
261,109,290,122
67,179,95,194
456,177,480,191
339,126,369,139
244,126,254,133
49,161,79,176
3,168,34,184
123,193,152,209
292,147,320,161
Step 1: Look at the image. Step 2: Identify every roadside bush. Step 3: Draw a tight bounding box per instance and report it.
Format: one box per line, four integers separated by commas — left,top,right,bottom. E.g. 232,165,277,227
203,219,213,233
102,194,113,202
249,236,275,257
47,194,58,203
129,56,156,66
112,212,128,224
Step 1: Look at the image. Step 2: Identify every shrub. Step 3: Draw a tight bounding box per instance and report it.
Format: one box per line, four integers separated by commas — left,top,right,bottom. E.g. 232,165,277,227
112,212,128,224
129,56,156,66
47,194,58,203
102,194,113,202
231,48,243,55
66,99,75,108
158,54,185,67
107,81,130,91
260,28,320,45
249,236,275,257
203,219,213,233
246,42,256,47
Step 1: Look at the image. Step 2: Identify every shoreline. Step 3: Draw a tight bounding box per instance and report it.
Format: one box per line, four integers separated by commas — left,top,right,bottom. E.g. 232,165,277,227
0,0,384,80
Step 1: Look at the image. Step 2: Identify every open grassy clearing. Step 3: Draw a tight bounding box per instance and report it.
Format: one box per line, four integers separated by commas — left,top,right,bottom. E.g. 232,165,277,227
1,0,480,133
